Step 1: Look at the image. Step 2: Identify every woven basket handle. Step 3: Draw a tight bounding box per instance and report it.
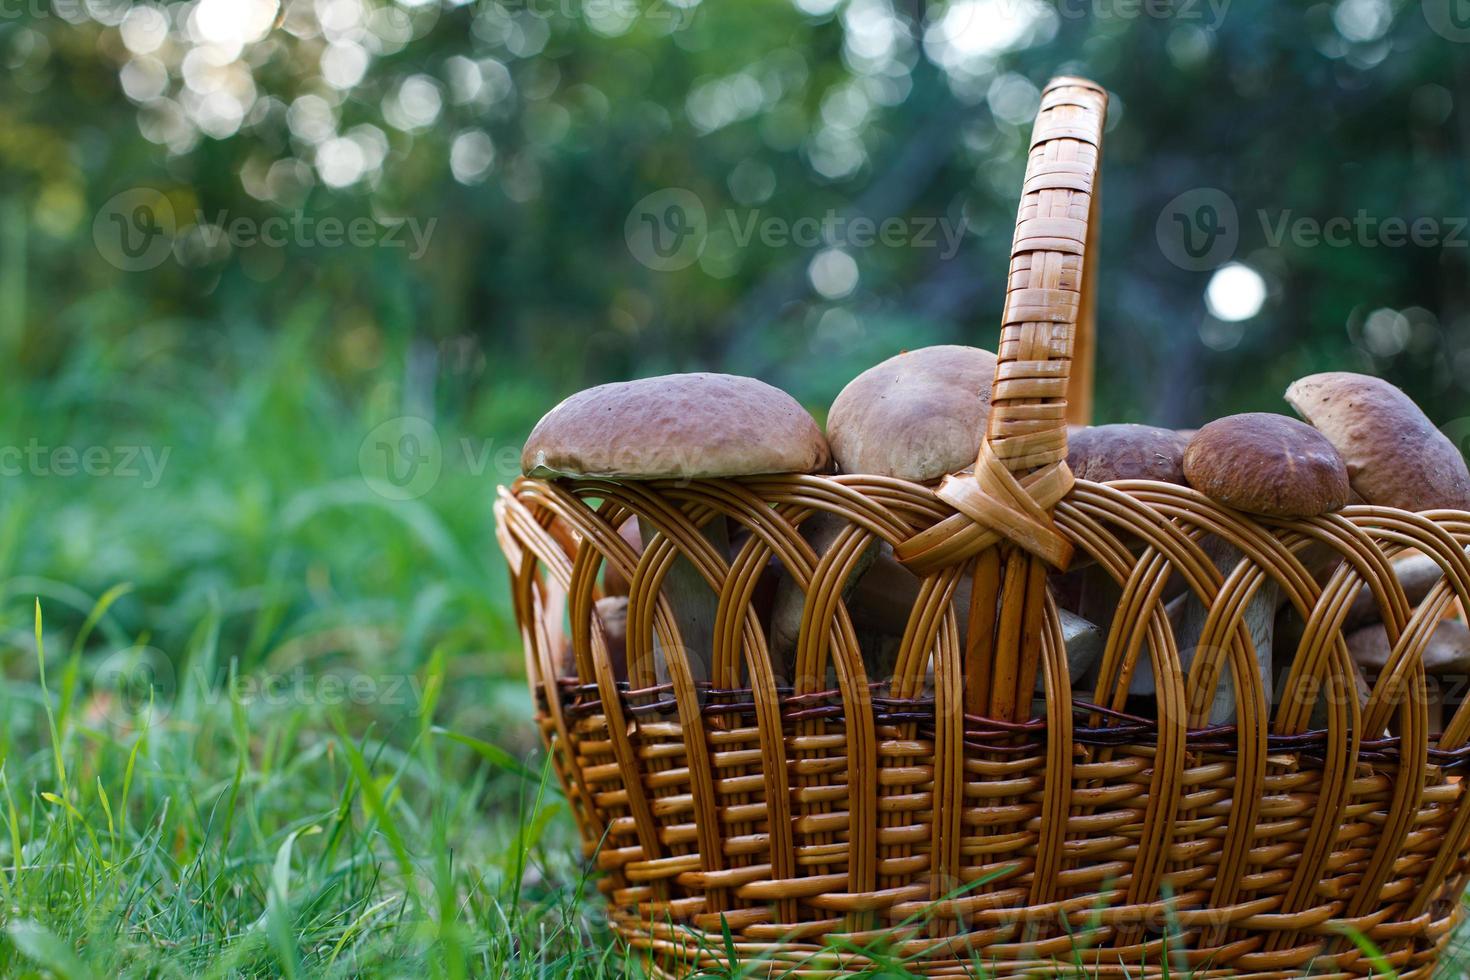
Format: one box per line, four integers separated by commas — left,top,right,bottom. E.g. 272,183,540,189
894,77,1105,578
978,76,1106,481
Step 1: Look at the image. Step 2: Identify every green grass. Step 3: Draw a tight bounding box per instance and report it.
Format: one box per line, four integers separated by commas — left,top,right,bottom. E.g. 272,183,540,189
3,600,622,978
0,324,1467,978
0,323,630,977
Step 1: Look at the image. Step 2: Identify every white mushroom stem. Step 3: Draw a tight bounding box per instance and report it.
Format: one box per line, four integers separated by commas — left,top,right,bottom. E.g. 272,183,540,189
1346,619,1470,735
768,514,878,681
1059,609,1104,686
594,596,629,681
1025,608,1103,695
1134,536,1277,725
828,545,1102,688
1344,550,1469,630
642,518,727,686
1272,598,1376,731
1051,549,1190,634
601,518,645,597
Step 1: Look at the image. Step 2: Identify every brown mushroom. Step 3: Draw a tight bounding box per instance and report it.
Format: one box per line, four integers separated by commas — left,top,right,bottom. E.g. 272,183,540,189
1053,424,1194,682
1183,413,1351,518
1285,372,1470,511
823,543,1103,690
1067,424,1190,485
1346,619,1470,733
522,372,831,479
826,345,997,483
1270,605,1374,730
523,373,831,684
1155,415,1348,720
1344,619,1470,673
1145,536,1279,723
1343,551,1465,630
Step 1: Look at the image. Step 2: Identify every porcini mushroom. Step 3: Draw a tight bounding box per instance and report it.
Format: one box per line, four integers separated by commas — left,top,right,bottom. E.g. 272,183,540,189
796,346,995,679
523,372,830,480
1343,551,1468,630
817,542,1102,690
1143,416,1350,721
1346,619,1470,733
768,513,879,681
826,345,997,482
1183,413,1351,519
523,373,832,683
1055,608,1103,690
1052,423,1195,697
1067,423,1191,485
1285,372,1470,511
1155,537,1281,724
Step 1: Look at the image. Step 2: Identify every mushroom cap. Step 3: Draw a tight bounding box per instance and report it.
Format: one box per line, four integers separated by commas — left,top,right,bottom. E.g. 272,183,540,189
1346,619,1470,675
522,373,830,479
1066,424,1191,484
1285,372,1470,511
826,345,997,482
1183,412,1351,518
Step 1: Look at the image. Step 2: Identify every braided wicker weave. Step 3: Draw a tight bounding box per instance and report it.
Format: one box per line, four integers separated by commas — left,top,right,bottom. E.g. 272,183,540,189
495,77,1470,977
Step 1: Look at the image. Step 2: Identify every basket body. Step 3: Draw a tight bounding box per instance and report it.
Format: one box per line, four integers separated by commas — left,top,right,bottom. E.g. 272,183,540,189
497,474,1470,978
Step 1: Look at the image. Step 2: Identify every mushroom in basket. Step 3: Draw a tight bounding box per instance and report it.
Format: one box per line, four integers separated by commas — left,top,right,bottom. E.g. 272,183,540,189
523,372,831,684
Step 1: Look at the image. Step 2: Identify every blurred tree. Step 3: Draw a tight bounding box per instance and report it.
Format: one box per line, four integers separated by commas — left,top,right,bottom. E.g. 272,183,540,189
1,0,1469,435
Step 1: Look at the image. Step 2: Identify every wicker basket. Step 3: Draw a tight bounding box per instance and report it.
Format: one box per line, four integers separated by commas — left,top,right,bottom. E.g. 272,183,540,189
495,77,1470,977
